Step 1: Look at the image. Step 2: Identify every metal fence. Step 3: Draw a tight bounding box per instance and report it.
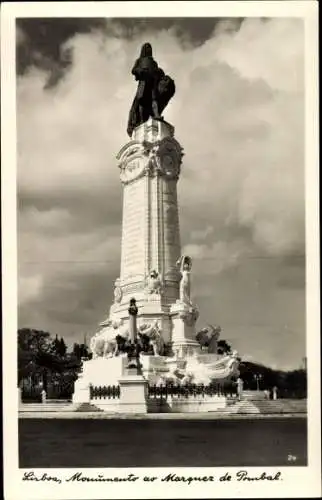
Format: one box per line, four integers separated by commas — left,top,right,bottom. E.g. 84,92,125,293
90,385,121,400
148,383,237,399
46,379,75,400
20,376,75,402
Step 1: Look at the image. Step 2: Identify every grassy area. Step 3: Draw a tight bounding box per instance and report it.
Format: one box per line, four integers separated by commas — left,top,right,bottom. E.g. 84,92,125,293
19,417,307,467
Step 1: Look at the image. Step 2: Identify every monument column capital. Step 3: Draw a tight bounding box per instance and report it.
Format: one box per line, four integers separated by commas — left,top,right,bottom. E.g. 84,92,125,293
117,122,184,185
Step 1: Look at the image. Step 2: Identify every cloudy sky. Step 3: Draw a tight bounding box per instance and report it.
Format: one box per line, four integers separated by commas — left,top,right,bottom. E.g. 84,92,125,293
17,17,305,370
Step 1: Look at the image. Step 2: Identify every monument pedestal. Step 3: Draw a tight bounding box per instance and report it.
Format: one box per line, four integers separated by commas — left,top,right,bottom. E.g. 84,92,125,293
72,376,90,404
118,375,148,414
170,300,200,358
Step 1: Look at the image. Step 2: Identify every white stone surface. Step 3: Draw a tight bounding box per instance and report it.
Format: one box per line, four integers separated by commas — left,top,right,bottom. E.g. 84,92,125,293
118,375,148,414
169,396,227,413
132,118,174,142
92,402,120,412
112,118,183,324
170,300,200,357
72,378,90,404
80,356,127,387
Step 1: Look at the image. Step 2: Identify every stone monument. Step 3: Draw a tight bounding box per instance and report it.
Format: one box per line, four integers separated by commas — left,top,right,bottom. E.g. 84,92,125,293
73,43,239,407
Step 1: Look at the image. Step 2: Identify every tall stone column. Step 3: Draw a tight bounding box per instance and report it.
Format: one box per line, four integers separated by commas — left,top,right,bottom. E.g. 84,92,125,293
110,118,184,345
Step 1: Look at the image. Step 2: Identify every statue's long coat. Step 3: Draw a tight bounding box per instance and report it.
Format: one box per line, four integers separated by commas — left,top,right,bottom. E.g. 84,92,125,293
127,45,175,136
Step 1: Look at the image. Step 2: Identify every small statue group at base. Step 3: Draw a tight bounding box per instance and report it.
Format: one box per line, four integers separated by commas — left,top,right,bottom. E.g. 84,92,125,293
196,325,221,354
156,349,240,387
90,317,164,359
145,269,163,295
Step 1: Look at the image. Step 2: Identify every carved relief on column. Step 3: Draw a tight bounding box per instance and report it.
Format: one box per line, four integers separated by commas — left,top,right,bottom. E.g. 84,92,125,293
143,173,150,281
116,126,184,308
163,179,181,283
117,136,183,185
146,136,183,181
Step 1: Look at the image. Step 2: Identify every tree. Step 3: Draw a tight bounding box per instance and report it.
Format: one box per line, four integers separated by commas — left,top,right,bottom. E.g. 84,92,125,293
217,339,232,355
237,360,307,397
72,343,81,360
57,337,67,357
72,342,90,360
50,335,67,357
18,329,52,382
18,328,51,354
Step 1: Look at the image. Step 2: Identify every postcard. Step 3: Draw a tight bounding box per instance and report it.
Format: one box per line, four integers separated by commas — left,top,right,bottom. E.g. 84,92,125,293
1,1,320,499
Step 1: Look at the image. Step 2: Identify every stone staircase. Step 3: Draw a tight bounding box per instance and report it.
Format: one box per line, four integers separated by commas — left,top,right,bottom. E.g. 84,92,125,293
19,400,80,412
19,397,307,415
228,398,307,415
75,402,103,412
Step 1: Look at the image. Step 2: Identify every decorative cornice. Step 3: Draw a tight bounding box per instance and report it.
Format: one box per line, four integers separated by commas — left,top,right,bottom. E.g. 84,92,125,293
117,136,184,185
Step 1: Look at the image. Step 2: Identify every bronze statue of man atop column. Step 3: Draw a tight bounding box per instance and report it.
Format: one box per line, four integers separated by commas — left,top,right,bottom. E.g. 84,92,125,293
127,43,176,137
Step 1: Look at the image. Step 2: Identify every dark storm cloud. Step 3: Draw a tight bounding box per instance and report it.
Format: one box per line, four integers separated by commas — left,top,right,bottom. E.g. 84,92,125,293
18,183,123,237
19,260,117,335
16,18,106,75
16,17,244,86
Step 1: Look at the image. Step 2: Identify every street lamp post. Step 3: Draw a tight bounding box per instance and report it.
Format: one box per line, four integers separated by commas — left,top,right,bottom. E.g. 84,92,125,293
254,373,262,391
126,298,142,374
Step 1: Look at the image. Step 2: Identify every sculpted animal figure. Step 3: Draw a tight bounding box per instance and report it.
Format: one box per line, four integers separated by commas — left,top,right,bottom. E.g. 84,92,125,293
90,319,130,358
196,324,221,353
90,323,116,359
138,320,164,355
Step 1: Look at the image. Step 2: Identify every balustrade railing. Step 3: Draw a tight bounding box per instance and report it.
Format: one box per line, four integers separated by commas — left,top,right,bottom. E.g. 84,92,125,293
148,383,237,399
90,385,121,400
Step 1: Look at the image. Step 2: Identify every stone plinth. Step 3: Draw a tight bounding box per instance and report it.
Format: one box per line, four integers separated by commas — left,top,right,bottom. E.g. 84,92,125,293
118,375,148,414
169,395,227,413
170,301,200,357
132,118,174,142
72,377,90,404
72,356,127,404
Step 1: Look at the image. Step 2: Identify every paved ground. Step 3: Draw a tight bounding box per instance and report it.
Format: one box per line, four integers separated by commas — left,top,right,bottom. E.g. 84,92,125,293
19,411,307,419
19,416,307,467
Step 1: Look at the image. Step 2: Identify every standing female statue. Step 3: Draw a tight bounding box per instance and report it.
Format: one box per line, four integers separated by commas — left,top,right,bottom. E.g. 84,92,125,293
177,255,193,306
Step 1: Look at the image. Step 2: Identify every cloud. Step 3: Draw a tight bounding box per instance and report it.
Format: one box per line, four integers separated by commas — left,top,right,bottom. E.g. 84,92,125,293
190,225,214,241
183,239,251,275
17,18,305,368
16,26,28,47
18,274,43,306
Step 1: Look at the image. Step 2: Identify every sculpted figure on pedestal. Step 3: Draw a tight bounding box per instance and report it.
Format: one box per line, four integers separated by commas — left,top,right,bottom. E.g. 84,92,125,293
196,325,221,353
177,255,193,306
138,320,164,355
90,323,117,359
146,269,164,295
224,350,240,377
127,43,175,137
90,318,130,359
113,278,122,303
